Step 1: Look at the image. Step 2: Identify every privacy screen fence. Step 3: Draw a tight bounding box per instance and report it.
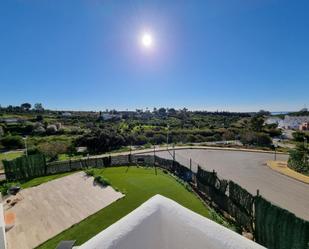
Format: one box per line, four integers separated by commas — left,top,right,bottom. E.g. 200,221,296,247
3,153,46,181
2,151,309,249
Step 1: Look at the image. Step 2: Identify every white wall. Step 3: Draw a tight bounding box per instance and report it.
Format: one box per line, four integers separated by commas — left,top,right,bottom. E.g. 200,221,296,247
78,195,265,249
0,204,7,249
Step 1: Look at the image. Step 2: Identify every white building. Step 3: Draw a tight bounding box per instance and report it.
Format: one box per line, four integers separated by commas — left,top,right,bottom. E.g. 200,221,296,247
76,195,264,249
266,116,309,130
101,113,122,120
279,116,309,130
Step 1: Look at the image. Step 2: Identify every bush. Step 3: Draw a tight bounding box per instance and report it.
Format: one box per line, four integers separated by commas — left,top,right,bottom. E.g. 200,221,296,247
288,145,309,174
85,169,95,176
1,135,24,149
94,175,111,187
240,131,272,147
46,125,58,135
0,182,13,196
38,141,68,161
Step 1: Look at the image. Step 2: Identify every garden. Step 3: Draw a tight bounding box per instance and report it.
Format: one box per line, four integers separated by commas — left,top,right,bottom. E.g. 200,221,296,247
35,166,228,249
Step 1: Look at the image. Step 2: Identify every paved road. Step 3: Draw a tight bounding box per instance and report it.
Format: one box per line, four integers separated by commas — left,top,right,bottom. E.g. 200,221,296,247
150,149,309,220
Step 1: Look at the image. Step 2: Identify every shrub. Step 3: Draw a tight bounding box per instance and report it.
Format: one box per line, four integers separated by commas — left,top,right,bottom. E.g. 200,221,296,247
1,135,24,149
94,175,111,187
85,169,95,176
38,141,68,161
0,182,13,196
46,125,58,135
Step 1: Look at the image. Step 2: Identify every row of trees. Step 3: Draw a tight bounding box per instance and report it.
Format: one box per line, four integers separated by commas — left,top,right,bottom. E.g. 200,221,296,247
0,103,44,112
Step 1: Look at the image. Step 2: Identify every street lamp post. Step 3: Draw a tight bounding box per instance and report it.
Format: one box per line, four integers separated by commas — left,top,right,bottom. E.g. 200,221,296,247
274,144,278,161
166,125,169,150
304,137,307,164
23,136,28,157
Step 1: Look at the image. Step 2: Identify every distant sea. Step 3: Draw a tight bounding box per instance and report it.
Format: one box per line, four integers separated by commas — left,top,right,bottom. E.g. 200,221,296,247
271,111,290,115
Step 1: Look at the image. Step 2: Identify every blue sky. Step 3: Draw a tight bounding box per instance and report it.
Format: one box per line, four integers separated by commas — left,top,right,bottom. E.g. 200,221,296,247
0,0,308,112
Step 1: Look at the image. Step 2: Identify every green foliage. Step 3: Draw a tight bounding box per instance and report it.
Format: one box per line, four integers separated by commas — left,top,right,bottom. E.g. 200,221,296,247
288,144,309,174
250,115,265,132
0,182,14,196
85,169,95,176
292,131,309,142
94,175,111,186
38,141,69,161
240,131,272,147
1,135,24,149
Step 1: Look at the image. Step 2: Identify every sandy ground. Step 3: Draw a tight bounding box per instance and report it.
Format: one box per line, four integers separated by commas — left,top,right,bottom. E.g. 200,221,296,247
151,149,309,221
4,172,124,249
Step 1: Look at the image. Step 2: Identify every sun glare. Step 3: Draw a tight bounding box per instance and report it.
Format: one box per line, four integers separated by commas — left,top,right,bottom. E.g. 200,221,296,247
141,33,153,48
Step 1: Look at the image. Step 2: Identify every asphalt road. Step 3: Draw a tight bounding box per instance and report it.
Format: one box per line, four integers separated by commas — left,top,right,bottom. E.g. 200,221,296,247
151,149,309,220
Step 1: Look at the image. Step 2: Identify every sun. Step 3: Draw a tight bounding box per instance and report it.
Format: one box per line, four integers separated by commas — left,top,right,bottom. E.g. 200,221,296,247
141,33,153,48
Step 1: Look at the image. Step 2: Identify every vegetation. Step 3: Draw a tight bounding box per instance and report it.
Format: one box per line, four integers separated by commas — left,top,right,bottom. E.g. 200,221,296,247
36,166,230,249
0,151,23,169
1,103,278,159
288,144,309,175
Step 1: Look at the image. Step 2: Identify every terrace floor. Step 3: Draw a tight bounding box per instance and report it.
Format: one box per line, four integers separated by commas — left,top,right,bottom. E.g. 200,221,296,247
4,172,124,249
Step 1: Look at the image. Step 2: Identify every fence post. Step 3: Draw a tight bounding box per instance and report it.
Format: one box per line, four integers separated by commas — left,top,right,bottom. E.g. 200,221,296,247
154,145,157,175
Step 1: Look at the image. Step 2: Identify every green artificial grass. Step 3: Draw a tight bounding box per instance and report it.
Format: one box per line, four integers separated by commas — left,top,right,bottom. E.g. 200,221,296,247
36,166,223,249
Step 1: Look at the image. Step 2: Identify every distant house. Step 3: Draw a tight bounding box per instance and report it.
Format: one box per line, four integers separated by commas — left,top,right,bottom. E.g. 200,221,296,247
280,116,309,130
61,112,72,117
101,113,122,120
265,115,309,130
0,117,25,124
265,117,282,126
299,122,309,131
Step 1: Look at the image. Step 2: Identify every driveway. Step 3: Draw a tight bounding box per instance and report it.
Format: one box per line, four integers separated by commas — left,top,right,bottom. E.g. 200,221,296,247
151,149,309,221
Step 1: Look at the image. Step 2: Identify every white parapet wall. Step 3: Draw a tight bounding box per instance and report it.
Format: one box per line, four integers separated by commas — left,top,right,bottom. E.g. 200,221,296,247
78,195,265,249
0,203,7,249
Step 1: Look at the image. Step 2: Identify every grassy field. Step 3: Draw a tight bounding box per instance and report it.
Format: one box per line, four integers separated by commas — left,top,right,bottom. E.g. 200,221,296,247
36,166,228,249
0,151,24,169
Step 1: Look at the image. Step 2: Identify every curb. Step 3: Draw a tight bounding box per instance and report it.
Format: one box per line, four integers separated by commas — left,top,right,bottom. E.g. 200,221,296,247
266,161,309,184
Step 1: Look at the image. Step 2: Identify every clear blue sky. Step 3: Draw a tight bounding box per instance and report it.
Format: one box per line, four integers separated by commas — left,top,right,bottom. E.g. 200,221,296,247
0,0,308,112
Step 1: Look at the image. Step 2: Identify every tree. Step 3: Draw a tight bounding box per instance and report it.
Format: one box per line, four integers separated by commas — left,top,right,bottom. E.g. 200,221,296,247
36,115,43,122
46,125,58,134
0,126,4,138
240,131,272,147
158,107,167,116
34,103,44,112
21,103,31,111
250,115,264,132
38,141,68,161
1,135,24,149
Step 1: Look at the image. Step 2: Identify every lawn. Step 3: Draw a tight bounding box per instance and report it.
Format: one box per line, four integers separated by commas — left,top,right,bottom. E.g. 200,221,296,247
36,166,228,249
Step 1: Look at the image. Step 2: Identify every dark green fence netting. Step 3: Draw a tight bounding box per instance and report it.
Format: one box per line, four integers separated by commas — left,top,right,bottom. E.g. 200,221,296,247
255,196,309,249
172,162,192,181
229,180,254,215
197,166,217,187
228,199,253,231
3,154,46,181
